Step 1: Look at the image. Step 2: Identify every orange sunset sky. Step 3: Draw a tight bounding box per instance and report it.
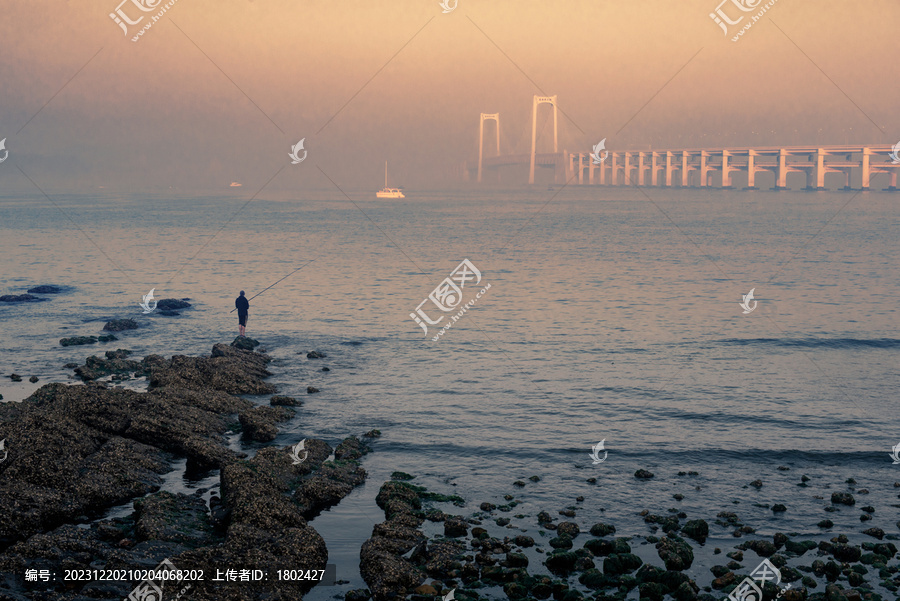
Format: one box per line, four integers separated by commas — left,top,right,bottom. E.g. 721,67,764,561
1,0,898,192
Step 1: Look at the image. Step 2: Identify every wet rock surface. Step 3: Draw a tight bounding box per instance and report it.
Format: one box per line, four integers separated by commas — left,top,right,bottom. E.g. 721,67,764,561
0,342,363,601
361,477,465,601
0,294,47,303
157,298,192,310
103,318,139,331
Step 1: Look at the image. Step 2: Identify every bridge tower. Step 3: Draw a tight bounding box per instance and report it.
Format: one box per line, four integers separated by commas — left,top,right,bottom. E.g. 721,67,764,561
478,113,500,183
529,95,558,184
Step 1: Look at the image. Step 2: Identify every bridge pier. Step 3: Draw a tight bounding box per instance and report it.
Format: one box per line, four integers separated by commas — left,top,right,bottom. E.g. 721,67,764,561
578,153,584,185
611,153,619,185
638,152,646,186
775,149,789,190
651,152,659,186
665,152,673,186
861,147,871,190
700,151,711,187
745,150,758,189
721,151,734,188
681,151,690,187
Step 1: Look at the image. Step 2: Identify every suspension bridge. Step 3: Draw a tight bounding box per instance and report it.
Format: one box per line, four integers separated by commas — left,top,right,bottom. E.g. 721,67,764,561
463,95,900,191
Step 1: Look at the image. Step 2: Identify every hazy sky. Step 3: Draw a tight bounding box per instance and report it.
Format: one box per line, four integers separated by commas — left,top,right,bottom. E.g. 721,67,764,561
1,0,898,192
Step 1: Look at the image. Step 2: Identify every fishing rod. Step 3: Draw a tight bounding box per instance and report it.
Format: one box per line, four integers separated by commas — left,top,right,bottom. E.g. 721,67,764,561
229,258,317,313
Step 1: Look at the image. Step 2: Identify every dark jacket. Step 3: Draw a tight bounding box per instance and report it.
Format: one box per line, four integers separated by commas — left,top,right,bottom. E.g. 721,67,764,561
235,296,249,315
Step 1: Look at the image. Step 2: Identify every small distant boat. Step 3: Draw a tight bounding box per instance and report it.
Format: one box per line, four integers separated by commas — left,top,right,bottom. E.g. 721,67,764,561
229,182,242,187
376,162,404,199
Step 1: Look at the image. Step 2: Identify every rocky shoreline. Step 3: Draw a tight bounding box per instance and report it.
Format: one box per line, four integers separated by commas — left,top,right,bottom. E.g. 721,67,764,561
349,474,900,601
2,341,900,601
0,338,369,601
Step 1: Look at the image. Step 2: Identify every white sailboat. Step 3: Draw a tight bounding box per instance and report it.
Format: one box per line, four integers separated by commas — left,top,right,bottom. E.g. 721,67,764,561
376,162,405,198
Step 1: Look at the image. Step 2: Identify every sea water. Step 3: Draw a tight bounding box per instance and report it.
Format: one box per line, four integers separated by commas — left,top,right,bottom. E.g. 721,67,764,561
1,187,898,595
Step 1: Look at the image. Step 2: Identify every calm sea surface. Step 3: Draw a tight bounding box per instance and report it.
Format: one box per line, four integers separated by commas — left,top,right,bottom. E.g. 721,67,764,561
1,188,899,595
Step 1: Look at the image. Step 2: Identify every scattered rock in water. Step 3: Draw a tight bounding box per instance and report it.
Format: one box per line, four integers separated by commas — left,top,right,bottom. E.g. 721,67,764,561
862,527,884,540
0,294,47,303
559,508,576,517
749,479,763,489
102,318,138,332
9,374,22,382
60,335,99,347
830,543,862,562
391,472,415,481
28,376,38,383
528,475,541,482
634,469,654,479
63,362,78,368
682,519,709,544
98,334,117,343
307,386,320,394
363,429,381,438
602,551,643,575
590,522,616,537
158,309,180,316
73,350,146,382
270,395,302,406
514,535,535,548
231,335,260,350
656,535,694,570
831,492,855,506
307,350,327,359
27,285,63,294
772,504,787,513
557,521,580,537
322,366,330,371
742,539,777,557
156,298,191,310
546,550,580,575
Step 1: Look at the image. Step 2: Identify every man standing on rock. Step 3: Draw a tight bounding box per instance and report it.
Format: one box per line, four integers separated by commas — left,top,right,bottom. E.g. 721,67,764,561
235,290,250,336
